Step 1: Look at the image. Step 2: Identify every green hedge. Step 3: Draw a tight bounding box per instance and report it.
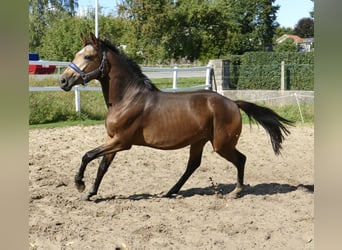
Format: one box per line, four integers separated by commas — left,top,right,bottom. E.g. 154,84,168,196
225,52,314,90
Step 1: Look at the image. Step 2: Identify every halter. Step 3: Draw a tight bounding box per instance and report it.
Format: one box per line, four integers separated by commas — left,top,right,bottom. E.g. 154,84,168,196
68,50,107,85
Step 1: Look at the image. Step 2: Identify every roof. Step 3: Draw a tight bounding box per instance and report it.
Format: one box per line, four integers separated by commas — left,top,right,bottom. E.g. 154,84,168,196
302,38,314,43
276,34,304,44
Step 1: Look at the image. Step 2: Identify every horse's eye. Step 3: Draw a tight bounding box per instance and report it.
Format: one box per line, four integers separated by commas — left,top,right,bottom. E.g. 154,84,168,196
84,55,92,60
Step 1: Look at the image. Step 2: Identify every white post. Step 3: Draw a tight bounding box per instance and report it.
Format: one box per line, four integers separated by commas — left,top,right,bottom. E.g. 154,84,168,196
205,63,212,90
173,66,178,90
281,60,285,91
75,86,81,113
95,0,99,37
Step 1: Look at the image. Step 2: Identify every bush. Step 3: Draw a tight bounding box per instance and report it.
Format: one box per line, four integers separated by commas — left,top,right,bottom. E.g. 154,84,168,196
226,52,314,90
274,38,298,52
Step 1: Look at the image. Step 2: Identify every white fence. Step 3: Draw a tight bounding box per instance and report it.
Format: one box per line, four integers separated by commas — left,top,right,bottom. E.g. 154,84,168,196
29,60,213,112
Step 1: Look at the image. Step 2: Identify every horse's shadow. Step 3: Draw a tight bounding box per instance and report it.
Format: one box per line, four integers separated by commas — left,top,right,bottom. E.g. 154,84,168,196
94,183,314,203
179,183,314,197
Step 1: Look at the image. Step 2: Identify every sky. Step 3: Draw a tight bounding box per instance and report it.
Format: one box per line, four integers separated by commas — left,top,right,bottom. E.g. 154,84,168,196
275,0,313,28
77,0,314,28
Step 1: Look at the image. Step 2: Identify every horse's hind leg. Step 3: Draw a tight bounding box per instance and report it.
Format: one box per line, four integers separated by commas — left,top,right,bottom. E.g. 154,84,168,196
83,153,115,201
216,147,246,198
165,141,206,197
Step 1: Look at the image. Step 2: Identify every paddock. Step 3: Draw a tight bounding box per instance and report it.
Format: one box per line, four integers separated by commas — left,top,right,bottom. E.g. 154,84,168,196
29,124,313,249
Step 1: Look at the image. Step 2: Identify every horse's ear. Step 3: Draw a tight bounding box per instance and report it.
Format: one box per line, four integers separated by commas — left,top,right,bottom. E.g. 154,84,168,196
89,32,99,48
80,33,87,46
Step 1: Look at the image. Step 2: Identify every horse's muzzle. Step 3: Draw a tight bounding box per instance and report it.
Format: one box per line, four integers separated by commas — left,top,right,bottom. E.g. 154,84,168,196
59,77,73,91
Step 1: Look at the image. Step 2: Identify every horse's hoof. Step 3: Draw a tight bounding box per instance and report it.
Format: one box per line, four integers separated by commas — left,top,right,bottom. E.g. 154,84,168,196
164,191,172,198
228,184,250,199
155,192,165,198
82,194,92,201
227,186,242,199
164,192,178,199
227,191,241,199
75,180,86,193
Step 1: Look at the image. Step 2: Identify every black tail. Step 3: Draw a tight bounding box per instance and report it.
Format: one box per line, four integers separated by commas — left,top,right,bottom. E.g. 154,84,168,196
235,100,295,155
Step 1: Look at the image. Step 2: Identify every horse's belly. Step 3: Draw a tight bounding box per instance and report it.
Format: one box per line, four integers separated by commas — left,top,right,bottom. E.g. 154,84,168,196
137,93,216,149
141,121,210,150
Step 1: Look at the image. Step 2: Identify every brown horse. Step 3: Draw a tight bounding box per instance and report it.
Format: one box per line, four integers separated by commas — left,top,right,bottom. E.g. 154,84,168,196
60,33,294,201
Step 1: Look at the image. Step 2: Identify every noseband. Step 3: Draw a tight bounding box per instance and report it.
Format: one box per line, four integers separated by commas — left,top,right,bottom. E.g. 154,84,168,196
68,50,107,85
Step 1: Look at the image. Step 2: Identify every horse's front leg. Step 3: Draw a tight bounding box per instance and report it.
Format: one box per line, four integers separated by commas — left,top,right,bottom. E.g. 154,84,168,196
75,150,98,193
74,135,130,200
83,153,115,201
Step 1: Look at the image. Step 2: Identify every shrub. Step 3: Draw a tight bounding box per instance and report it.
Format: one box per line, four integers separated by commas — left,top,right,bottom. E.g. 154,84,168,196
226,52,314,90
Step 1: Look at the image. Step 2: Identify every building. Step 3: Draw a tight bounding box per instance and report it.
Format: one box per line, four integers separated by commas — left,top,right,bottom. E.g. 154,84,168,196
276,34,314,52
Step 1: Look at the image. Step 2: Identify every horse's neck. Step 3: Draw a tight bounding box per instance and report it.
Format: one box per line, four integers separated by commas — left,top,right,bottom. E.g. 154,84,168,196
99,78,111,107
99,69,138,107
99,52,152,107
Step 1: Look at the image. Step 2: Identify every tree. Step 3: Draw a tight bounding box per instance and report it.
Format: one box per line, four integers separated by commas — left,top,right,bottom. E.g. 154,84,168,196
39,16,93,61
218,0,279,54
29,0,79,52
165,0,227,62
273,26,294,46
294,17,314,38
38,14,126,61
274,26,294,37
274,38,297,52
254,0,279,51
118,0,280,63
118,0,172,64
31,0,282,63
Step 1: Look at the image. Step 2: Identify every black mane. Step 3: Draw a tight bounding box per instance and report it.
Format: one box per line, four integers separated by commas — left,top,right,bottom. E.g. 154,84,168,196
100,38,160,92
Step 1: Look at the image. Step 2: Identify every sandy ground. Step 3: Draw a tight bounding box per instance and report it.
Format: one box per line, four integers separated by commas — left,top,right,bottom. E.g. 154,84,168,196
29,124,314,250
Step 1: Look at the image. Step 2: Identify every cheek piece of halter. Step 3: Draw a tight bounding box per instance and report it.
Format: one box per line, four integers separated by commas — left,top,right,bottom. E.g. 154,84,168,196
68,49,107,85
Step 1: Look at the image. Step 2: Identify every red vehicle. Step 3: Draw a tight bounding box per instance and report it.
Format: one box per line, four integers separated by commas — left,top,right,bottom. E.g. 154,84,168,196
29,53,56,74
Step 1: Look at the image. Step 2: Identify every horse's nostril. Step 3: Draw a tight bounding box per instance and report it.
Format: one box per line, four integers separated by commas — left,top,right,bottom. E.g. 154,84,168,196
60,77,66,85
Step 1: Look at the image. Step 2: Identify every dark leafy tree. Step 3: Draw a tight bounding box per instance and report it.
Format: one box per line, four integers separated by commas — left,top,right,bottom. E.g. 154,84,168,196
220,0,279,54
294,17,314,38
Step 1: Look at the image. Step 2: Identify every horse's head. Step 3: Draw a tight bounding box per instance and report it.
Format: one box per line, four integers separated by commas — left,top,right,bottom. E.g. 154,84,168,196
60,33,106,91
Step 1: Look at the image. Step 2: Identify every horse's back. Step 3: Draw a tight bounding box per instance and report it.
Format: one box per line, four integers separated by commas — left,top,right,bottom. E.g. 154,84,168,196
137,90,242,149
154,90,241,126
170,90,241,122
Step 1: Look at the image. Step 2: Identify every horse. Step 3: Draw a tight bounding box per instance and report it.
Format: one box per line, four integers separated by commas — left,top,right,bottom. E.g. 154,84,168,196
59,32,294,201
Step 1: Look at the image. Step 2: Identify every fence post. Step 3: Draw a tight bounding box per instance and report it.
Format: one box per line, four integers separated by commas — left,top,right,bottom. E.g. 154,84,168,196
74,86,81,113
205,64,212,90
173,66,178,90
281,61,286,91
208,59,230,94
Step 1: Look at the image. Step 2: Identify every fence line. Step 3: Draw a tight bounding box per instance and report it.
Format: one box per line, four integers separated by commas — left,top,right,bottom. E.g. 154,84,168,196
29,60,213,113
29,60,212,80
29,60,314,122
